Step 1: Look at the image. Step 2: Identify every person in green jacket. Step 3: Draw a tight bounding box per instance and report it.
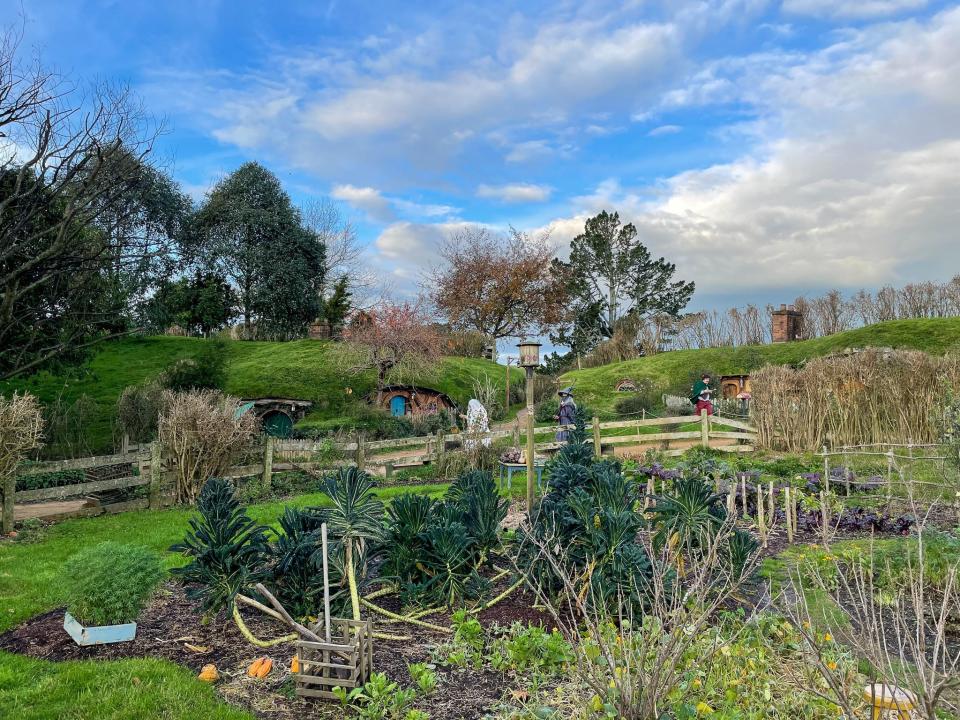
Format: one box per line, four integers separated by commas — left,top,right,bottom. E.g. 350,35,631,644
690,374,714,416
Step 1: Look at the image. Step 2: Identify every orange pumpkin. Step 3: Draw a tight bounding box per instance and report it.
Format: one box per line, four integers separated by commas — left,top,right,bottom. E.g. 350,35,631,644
247,658,265,677
198,664,219,682
290,656,300,674
255,658,273,678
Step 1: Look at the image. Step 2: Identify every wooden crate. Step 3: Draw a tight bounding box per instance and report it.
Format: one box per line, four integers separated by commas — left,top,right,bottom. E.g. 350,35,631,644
294,618,373,700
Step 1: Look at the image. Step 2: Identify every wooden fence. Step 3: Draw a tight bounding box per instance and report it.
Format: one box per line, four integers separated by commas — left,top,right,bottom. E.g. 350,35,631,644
3,411,756,530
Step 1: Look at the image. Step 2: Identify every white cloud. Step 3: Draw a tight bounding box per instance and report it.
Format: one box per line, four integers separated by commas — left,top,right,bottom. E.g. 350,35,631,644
331,184,395,222
476,183,552,203
541,7,960,294
781,0,928,19
331,183,458,223
648,124,682,136
144,3,772,180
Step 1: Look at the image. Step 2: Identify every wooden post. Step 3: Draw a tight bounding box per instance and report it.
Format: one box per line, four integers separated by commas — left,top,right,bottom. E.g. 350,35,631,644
1,472,13,535
121,433,130,456
261,435,274,492
385,462,394,481
525,367,535,513
149,441,163,510
355,433,366,471
820,490,830,547
592,417,601,458
822,446,830,494
726,488,735,518
740,476,748,516
768,481,775,522
757,484,767,548
700,409,709,448
886,450,894,507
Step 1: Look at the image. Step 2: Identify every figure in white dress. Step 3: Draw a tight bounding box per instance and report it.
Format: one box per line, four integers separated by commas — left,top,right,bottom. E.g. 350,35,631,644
461,398,491,450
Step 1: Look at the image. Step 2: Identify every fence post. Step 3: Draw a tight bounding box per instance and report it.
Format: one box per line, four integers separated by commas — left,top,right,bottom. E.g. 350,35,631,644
700,409,709,448
592,417,601,458
784,486,794,543
355,433,366,470
385,462,394,481
121,433,130,456
149,441,163,509
261,435,274,491
1,472,13,534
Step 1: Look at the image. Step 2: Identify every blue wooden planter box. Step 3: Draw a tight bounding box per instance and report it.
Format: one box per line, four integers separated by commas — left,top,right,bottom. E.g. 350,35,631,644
63,612,137,646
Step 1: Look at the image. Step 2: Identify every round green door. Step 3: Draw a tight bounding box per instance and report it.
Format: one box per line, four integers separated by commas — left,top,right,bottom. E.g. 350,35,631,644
262,411,293,438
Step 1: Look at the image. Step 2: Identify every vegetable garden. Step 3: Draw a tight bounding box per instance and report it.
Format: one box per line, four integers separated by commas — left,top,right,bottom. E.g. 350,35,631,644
1,398,959,719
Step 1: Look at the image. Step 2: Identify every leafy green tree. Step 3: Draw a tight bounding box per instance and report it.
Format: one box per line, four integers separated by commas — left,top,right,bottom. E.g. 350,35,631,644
193,162,326,338
142,273,236,336
318,275,353,336
550,210,694,355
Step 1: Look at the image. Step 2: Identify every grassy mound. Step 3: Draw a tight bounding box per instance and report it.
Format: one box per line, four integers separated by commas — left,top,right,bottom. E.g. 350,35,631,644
0,336,522,453
561,317,960,416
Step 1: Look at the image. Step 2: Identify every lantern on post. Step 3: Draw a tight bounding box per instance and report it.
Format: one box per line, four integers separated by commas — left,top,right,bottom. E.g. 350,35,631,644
517,340,541,513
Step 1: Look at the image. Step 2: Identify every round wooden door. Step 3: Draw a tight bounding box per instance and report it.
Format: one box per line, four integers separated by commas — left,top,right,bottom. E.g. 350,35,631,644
390,395,407,417
262,410,293,437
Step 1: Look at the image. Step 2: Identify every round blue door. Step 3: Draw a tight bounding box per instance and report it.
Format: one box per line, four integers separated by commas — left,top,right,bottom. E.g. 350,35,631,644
390,395,407,417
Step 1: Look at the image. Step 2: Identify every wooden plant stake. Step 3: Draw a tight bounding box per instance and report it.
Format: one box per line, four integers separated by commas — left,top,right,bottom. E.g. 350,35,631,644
784,486,794,543
767,481,775,522
822,446,830,495
819,490,830,548
756,484,767,548
740,476,748,516
321,523,331,643
726,487,736,519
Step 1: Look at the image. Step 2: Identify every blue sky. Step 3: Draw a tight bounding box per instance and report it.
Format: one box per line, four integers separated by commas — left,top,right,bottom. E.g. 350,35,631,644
8,1,960,347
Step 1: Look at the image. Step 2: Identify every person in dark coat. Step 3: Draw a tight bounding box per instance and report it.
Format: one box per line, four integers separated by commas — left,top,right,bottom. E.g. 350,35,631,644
554,387,577,441
689,374,714,416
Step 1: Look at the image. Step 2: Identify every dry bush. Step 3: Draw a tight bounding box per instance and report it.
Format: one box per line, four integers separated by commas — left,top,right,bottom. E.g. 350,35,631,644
117,382,163,443
520,521,760,719
779,515,960,718
157,390,259,504
752,349,960,451
0,393,44,530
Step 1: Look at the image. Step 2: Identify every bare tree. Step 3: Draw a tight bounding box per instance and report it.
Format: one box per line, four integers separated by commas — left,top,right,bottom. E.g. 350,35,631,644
0,27,166,378
302,198,377,302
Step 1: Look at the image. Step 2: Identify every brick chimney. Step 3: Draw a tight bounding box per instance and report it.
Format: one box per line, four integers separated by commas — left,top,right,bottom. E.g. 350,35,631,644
771,304,802,343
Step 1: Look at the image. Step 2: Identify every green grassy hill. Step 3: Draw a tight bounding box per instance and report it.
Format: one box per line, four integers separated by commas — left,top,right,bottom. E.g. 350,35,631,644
0,336,523,453
561,317,960,416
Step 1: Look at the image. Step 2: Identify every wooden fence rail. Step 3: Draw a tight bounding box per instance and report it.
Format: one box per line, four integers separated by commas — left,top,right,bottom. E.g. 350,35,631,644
2,411,757,531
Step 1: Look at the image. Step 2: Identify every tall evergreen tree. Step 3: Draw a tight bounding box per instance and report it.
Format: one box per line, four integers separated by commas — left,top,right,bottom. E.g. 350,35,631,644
550,210,694,354
193,162,326,339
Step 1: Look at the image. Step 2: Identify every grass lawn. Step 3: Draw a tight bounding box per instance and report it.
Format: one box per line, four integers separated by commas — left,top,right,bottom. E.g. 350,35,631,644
0,336,524,454
0,481,522,719
562,317,960,416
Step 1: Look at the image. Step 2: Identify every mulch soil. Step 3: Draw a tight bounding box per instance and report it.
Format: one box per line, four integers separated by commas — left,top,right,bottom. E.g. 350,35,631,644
0,573,545,720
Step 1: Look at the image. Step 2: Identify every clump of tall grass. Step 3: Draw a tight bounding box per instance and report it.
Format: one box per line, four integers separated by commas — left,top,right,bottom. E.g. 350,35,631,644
751,349,960,451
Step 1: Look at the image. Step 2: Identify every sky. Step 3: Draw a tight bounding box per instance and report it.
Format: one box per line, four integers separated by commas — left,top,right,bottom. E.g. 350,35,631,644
6,0,960,354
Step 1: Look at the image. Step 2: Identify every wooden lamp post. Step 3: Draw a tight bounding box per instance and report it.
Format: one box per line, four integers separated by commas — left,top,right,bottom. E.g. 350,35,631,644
518,339,541,513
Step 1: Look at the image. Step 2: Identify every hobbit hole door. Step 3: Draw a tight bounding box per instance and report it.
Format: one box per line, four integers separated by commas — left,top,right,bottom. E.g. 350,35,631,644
262,410,294,438
390,395,407,417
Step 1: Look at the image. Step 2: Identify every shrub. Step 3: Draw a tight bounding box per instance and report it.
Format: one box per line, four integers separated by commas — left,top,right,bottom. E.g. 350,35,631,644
159,341,228,392
40,393,95,459
170,477,270,615
15,467,84,491
613,379,660,417
488,623,573,676
62,542,165,626
0,393,43,529
117,382,163,443
158,389,259,503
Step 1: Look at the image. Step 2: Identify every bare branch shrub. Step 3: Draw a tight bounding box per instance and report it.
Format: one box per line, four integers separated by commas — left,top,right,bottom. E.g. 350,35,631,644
780,529,960,719
116,382,163,444
0,392,44,530
157,389,258,504
519,519,760,719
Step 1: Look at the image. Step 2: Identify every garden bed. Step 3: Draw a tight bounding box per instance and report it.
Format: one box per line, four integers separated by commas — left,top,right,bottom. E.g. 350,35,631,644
0,574,545,720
